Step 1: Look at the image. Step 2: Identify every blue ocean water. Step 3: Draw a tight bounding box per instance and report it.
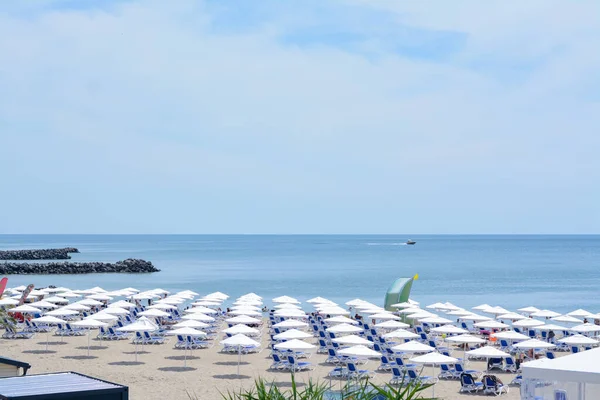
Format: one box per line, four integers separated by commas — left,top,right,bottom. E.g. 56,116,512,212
0,235,598,314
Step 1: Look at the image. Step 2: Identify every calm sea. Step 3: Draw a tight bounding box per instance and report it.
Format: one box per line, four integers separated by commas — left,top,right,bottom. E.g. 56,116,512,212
0,235,598,314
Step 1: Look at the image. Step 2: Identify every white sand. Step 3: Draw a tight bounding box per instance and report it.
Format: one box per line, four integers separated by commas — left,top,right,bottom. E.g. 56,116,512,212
0,326,523,400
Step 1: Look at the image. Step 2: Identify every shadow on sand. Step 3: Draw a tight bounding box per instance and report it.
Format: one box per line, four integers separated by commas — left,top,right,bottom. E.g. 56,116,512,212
158,366,198,372
165,355,201,361
36,341,67,346
75,345,108,351
23,349,56,354
122,350,150,355
213,361,250,366
63,355,98,360
108,361,145,366
213,374,252,380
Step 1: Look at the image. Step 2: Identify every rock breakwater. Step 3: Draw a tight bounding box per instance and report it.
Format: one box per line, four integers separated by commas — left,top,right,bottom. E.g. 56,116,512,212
0,248,79,260
0,259,159,274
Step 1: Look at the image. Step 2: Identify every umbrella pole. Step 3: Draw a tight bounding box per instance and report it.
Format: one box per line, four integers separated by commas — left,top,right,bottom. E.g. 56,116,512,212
87,330,91,357
184,346,187,368
237,346,241,376
432,364,435,399
46,331,49,351
135,341,138,362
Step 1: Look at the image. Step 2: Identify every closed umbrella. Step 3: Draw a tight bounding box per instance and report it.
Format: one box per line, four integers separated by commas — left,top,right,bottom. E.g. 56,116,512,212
167,327,207,367
221,334,261,375
32,315,66,351
410,352,458,398
71,319,108,356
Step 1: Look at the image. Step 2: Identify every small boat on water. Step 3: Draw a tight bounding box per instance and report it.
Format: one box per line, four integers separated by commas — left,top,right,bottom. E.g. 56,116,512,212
406,239,416,245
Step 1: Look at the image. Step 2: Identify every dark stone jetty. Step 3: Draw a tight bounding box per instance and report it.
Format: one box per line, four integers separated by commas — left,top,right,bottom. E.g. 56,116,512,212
0,248,79,260
0,259,160,274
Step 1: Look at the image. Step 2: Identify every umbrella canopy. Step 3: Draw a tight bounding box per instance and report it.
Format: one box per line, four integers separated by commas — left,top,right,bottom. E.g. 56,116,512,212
459,314,491,322
42,296,70,304
85,312,118,322
274,339,316,351
483,306,510,315
147,303,177,310
531,310,561,318
570,323,600,333
272,320,308,329
182,313,215,322
536,324,567,331
306,296,332,304
33,315,66,324
77,299,103,306
204,291,228,300
497,312,526,320
558,334,599,346
46,308,79,316
192,301,221,307
430,325,468,335
30,301,58,309
324,316,358,325
229,309,262,316
316,307,350,316
397,307,422,315
368,313,400,320
274,303,302,310
567,309,594,318
374,320,410,329
224,324,260,335
187,306,218,314
512,339,556,349
63,303,90,311
338,345,381,358
518,306,540,314
420,316,453,325
552,315,583,324
391,340,435,353
474,320,510,329
117,319,157,332
9,305,41,313
426,302,447,310
225,315,260,324
406,311,437,320
0,298,20,306
272,296,300,304
173,320,210,329
466,346,510,358
390,302,413,309
472,304,491,311
492,331,530,341
382,329,420,340
332,335,374,346
167,327,207,337
410,351,458,365
446,334,486,344
326,323,363,334
72,319,107,328
87,294,112,301
512,319,545,328
447,310,474,317
138,309,170,318
102,307,130,315
273,329,312,340
222,334,260,347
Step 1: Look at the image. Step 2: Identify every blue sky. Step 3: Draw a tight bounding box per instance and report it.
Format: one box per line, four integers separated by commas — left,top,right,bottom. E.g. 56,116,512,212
0,0,599,234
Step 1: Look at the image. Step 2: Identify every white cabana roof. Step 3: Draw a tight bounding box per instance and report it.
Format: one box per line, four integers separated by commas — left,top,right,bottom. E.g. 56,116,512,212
523,347,600,384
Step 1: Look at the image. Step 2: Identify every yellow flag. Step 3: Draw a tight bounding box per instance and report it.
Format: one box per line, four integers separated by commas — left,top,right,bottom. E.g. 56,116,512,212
413,274,419,280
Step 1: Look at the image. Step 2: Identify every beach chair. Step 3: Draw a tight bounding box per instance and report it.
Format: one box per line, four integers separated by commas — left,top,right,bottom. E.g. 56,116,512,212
65,323,85,336
107,327,129,340
347,362,373,379
287,356,313,372
503,357,518,373
528,329,536,338
143,331,165,344
571,346,579,354
395,357,417,370
439,363,458,379
546,351,555,359
377,356,397,371
510,375,522,386
483,374,509,396
499,339,511,352
270,354,290,370
326,348,341,364
390,367,410,386
187,336,210,349
317,339,328,354
460,373,484,393
487,357,504,371
455,363,482,378
2,325,34,339
554,389,567,400
97,327,111,340
407,369,438,385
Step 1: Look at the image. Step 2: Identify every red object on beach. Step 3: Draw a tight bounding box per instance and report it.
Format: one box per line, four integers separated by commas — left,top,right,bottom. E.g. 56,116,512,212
0,277,7,298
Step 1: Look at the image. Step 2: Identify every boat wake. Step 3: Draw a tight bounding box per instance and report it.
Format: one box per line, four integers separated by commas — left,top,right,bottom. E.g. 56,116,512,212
365,243,407,246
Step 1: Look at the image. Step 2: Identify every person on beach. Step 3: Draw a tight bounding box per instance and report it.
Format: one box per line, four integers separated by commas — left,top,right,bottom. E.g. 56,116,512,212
547,330,555,342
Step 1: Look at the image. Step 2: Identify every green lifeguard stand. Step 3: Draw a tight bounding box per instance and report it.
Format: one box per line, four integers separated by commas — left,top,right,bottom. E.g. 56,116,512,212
384,274,418,311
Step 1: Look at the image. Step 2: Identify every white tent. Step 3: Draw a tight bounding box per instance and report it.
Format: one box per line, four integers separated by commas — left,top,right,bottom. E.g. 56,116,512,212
522,347,600,399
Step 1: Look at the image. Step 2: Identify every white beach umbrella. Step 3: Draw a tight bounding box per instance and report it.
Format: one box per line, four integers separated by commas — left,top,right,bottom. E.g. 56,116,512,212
109,300,136,309
138,309,170,318
466,346,510,370
167,327,207,367
536,324,567,332
317,308,350,316
229,309,262,316
45,308,79,316
473,320,510,329
0,298,20,306
332,335,374,346
447,309,473,317
307,297,332,304
410,352,458,398
224,324,260,336
420,316,453,325
390,302,413,309
446,334,486,344
426,302,448,310
497,312,526,320
56,292,81,298
567,309,594,318
272,319,308,329
274,339,316,352
272,296,300,304
382,329,420,340
531,309,561,318
391,340,435,353
459,314,491,322
192,301,221,307
205,291,229,300
273,329,312,340
374,320,410,330
32,315,66,351
430,325,468,335
43,296,70,304
85,312,118,322
102,307,129,316
71,319,108,356
274,303,302,310
483,306,510,315
559,334,599,346
225,315,260,325
397,307,423,314
77,299,103,306
173,320,210,329
63,303,90,311
9,305,41,314
274,310,307,318
492,331,530,341
187,306,218,314
513,339,556,349
552,315,584,324
326,323,363,334
345,298,367,307
233,300,262,306
147,303,177,311
338,345,381,358
182,313,215,322
155,298,183,305
30,301,58,309
368,313,400,321
570,323,600,334
87,294,112,301
512,319,545,328
325,316,359,325
472,304,491,311
221,334,261,375
117,319,158,361
231,305,262,312
406,311,437,320
517,306,540,314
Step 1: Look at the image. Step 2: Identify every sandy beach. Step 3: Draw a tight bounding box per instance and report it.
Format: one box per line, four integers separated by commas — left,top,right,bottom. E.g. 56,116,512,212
0,323,522,400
